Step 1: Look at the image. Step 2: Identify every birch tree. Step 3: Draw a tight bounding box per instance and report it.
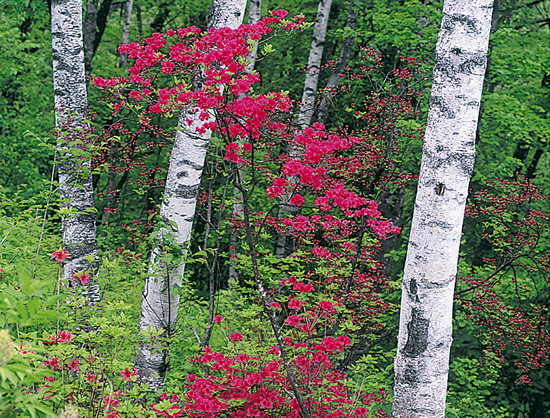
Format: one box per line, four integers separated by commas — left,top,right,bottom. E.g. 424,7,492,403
275,0,333,260
119,0,134,68
134,0,247,391
392,1,494,416
296,0,332,128
51,0,101,304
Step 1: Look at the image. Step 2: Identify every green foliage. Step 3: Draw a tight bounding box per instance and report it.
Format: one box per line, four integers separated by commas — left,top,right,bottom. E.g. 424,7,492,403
0,330,54,417
0,5,54,198
446,357,510,417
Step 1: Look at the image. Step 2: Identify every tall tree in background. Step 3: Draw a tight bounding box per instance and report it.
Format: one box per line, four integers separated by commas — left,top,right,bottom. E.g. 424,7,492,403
134,0,248,391
83,0,113,79
228,0,261,285
315,0,359,125
296,0,332,128
119,0,134,68
392,0,494,416
275,0,332,260
51,0,101,303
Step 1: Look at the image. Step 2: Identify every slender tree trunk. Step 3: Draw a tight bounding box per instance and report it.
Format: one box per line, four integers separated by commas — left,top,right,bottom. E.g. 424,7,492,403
51,0,101,303
296,0,332,128
377,188,405,277
119,0,133,68
100,143,118,226
275,0,333,261
315,0,359,125
134,0,247,392
228,0,261,285
246,0,261,68
83,0,98,79
83,0,113,79
392,1,494,417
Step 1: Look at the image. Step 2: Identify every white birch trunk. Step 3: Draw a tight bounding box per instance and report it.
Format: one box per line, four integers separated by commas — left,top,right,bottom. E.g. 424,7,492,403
119,0,134,68
275,0,333,260
135,0,247,391
296,0,332,128
51,0,101,304
392,1,494,416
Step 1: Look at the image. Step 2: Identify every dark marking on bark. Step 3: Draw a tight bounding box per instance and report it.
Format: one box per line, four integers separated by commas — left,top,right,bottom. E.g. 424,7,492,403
426,274,456,289
408,277,420,303
429,96,456,119
403,308,429,357
402,364,419,384
167,184,200,199
175,159,204,171
450,151,476,178
435,183,445,196
458,51,487,74
443,13,480,34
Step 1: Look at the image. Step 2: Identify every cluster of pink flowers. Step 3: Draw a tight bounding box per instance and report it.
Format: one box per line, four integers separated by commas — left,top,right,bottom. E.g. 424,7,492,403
183,343,386,417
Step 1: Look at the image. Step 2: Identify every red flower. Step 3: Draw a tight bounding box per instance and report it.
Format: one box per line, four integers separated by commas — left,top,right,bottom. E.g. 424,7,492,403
355,407,368,416
51,248,69,262
285,315,301,327
294,282,314,293
57,330,73,343
319,300,336,312
268,346,280,355
288,298,304,310
120,367,138,382
213,315,222,323
229,332,243,343
289,194,305,206
68,359,80,372
72,271,90,285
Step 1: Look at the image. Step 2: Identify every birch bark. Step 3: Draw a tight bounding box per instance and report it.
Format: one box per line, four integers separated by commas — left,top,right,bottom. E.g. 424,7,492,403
275,0,333,260
51,0,101,303
119,0,134,68
392,1,494,416
296,0,333,128
134,0,247,391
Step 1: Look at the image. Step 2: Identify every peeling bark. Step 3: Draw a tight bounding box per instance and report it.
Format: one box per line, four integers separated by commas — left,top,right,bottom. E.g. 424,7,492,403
51,0,101,304
135,0,247,391
392,1,494,416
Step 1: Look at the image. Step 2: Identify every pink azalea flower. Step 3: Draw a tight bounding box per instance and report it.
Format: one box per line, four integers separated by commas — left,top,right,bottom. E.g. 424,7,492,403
120,368,138,382
72,271,90,285
51,248,70,262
